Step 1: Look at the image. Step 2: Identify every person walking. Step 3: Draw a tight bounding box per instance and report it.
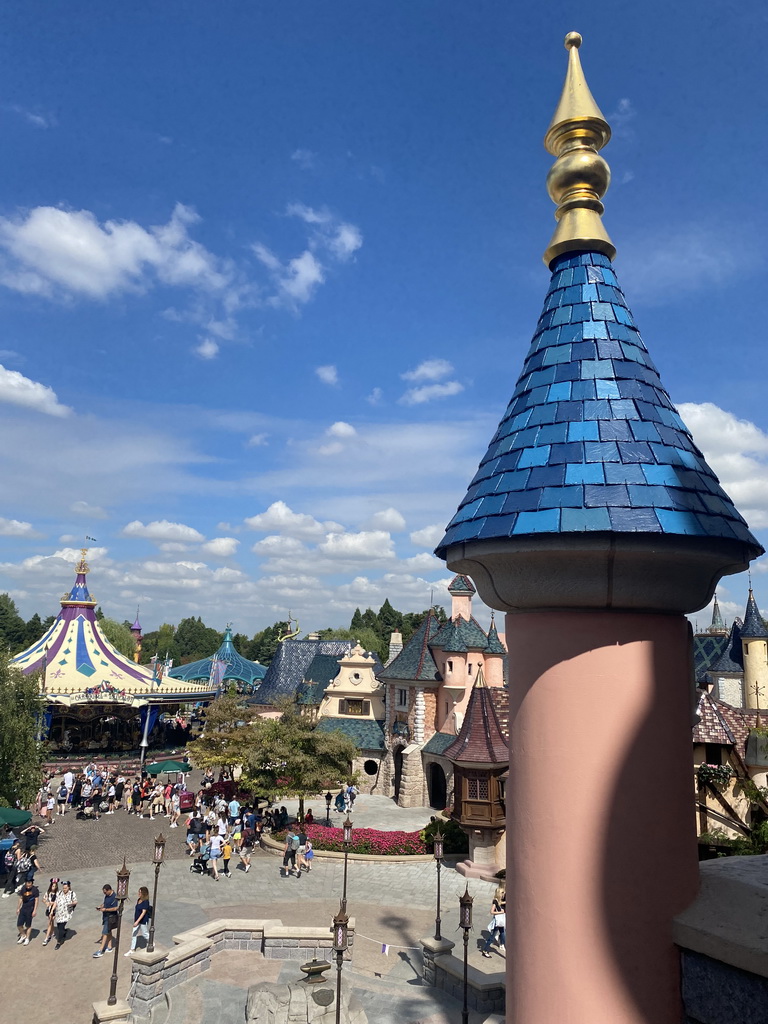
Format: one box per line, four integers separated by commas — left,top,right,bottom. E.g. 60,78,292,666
56,781,69,816
481,886,506,958
52,880,77,948
303,838,314,872
296,827,308,875
208,833,222,880
281,828,300,878
169,790,180,828
16,878,39,945
125,886,151,955
2,842,23,897
106,782,116,814
93,884,118,957
41,878,60,945
45,790,56,824
221,837,232,878
130,780,141,815
114,775,125,811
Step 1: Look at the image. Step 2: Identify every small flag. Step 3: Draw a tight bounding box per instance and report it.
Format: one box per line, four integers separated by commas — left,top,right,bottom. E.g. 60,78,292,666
381,944,389,956
85,535,97,542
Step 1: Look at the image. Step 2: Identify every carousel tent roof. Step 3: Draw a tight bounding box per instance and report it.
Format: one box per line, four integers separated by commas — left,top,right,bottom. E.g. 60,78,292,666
167,627,267,687
12,551,217,707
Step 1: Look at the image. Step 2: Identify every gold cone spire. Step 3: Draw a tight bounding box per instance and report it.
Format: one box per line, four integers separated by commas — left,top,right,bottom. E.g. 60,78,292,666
543,32,615,266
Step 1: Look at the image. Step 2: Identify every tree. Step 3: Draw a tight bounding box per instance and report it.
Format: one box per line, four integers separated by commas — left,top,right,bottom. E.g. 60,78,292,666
140,624,180,665
99,618,137,659
23,613,44,649
175,616,223,662
0,594,27,653
186,691,261,780
250,621,291,665
0,651,46,807
242,704,359,822
316,626,387,663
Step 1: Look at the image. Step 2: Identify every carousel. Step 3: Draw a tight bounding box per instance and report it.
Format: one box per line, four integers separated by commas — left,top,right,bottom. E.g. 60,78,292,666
12,550,218,755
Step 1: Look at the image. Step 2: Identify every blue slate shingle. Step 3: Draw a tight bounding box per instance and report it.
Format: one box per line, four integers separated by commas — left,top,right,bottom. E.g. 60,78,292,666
435,251,761,556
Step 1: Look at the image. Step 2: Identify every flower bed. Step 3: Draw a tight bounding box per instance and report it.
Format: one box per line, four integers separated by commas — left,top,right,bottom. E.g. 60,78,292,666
274,823,427,856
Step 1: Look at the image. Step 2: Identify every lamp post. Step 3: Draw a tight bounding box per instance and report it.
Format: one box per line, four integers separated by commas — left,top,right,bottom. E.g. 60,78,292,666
341,815,353,912
433,828,444,940
147,833,166,953
325,791,332,826
459,885,474,1024
332,905,349,1024
107,858,131,1006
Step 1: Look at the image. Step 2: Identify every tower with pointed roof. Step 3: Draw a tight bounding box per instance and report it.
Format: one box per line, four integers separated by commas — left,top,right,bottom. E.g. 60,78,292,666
434,33,763,1024
130,608,143,664
741,590,768,713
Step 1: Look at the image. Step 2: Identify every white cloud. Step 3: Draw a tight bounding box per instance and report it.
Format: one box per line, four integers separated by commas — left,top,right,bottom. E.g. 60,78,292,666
366,508,406,532
195,338,219,360
245,501,342,540
7,104,55,129
401,359,454,383
70,500,109,519
399,380,464,406
367,387,383,406
410,524,446,548
317,441,344,456
0,203,233,301
315,365,339,386
158,542,191,553
327,421,356,438
0,517,40,537
0,364,71,417
122,520,205,543
58,534,76,543
252,534,308,557
328,222,363,261
290,149,317,170
317,530,394,560
201,537,240,558
246,433,269,447
253,243,324,307
679,402,768,529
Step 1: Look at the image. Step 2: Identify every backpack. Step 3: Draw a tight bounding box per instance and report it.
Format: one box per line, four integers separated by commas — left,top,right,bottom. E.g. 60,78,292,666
290,834,300,851
58,786,68,799
4,850,14,869
17,854,31,872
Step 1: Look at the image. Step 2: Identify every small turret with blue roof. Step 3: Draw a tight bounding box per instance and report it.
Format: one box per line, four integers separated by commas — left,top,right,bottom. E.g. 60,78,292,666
741,589,768,640
167,625,266,693
436,33,762,613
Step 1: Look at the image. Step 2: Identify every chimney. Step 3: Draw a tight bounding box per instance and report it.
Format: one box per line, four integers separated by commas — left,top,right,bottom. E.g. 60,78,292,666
386,631,403,665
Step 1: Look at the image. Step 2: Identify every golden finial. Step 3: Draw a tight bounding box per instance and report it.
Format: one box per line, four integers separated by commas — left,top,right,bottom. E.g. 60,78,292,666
76,547,90,574
543,32,616,266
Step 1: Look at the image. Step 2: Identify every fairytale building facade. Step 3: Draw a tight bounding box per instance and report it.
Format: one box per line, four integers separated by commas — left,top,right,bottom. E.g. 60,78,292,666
378,574,507,808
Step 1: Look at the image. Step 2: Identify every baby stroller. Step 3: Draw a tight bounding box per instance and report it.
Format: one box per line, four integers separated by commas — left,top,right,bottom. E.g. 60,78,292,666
190,852,209,875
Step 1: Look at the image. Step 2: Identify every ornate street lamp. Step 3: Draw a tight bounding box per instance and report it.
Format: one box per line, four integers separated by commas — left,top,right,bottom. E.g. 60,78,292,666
433,828,444,940
459,884,474,1024
341,815,353,912
108,858,131,1006
332,905,349,1024
325,791,333,826
147,833,166,953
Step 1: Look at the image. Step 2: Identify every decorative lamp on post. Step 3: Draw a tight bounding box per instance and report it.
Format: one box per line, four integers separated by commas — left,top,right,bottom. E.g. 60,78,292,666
107,858,131,1006
459,885,474,1024
341,815,353,912
325,791,333,826
332,905,349,1024
147,833,166,953
433,828,444,940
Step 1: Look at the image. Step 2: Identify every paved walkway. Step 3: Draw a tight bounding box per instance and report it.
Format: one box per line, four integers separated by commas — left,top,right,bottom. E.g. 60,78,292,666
1,790,505,1023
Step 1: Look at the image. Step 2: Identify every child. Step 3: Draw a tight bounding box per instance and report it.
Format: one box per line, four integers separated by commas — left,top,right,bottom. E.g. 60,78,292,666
303,839,314,872
222,837,232,878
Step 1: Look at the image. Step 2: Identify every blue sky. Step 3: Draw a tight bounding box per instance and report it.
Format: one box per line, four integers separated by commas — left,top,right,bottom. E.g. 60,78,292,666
0,2,766,634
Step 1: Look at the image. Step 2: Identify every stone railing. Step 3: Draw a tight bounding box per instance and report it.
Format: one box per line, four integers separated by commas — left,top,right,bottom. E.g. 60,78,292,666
91,916,355,1023
420,936,505,1016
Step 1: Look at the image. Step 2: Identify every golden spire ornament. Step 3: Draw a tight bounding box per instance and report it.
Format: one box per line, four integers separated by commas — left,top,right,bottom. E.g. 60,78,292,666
543,32,615,266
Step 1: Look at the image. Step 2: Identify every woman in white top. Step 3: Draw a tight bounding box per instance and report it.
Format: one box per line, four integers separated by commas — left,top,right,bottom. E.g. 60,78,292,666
208,834,223,880
53,881,77,948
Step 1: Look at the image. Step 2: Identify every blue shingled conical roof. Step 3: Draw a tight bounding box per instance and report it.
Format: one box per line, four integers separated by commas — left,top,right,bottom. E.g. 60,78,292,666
436,252,762,556
741,591,768,640
168,626,266,689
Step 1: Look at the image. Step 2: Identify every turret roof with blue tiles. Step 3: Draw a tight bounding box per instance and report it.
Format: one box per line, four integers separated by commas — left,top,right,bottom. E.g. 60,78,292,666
740,590,768,640
436,34,763,562
167,625,267,690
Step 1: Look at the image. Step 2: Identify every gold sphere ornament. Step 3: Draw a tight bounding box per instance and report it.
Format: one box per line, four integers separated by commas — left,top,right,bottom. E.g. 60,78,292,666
564,32,582,50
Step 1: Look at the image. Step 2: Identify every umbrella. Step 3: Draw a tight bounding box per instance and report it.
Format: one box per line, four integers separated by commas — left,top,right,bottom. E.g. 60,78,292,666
0,807,32,827
145,759,190,775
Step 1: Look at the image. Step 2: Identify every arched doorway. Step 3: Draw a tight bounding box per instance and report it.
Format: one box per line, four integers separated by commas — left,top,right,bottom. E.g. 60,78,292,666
428,762,447,809
393,747,404,801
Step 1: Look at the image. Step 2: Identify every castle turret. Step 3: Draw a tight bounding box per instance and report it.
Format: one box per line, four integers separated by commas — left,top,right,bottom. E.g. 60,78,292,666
130,607,143,664
741,590,768,712
447,574,474,621
435,33,762,1024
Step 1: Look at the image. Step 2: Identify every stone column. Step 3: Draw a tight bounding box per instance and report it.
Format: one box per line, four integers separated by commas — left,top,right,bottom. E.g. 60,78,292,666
413,687,426,744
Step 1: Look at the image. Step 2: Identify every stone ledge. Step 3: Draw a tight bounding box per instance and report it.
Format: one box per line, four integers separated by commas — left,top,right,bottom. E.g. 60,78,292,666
673,855,768,979
434,953,505,992
91,999,132,1024
164,935,212,968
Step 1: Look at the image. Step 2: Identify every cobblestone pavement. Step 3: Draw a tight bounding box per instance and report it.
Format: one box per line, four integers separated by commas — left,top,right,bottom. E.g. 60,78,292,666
2,791,504,1023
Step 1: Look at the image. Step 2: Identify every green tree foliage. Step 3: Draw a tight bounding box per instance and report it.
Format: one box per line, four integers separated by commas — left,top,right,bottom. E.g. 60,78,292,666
0,651,46,807
325,602,448,662
0,594,27,653
175,616,223,663
22,613,44,649
99,618,137,659
242,704,358,821
315,626,388,663
249,621,291,665
140,624,181,666
186,691,261,779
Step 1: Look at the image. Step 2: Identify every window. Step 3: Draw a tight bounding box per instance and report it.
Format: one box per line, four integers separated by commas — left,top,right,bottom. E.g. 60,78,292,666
466,772,489,801
704,744,722,765
396,688,408,709
340,699,369,716
447,660,453,673
468,663,473,675
363,759,378,776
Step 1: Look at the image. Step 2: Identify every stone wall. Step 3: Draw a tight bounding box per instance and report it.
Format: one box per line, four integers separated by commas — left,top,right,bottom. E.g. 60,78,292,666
128,917,355,1020
420,936,505,1015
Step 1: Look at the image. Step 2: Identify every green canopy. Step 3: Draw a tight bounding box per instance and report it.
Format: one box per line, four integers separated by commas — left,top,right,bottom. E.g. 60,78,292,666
0,807,32,827
145,760,190,775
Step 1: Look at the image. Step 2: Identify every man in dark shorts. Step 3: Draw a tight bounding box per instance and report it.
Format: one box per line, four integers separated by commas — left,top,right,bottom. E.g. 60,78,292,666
16,878,39,945
93,883,118,957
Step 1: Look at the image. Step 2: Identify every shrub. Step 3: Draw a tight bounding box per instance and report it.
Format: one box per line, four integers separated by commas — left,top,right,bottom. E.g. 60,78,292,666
274,823,427,856
420,816,469,855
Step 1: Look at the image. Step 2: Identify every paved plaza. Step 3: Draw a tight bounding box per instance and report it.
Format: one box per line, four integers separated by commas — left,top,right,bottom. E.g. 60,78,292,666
0,789,504,1023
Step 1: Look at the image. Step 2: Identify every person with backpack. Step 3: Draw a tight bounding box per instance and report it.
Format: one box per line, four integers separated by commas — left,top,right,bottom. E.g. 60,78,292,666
2,842,21,895
130,780,142,815
296,828,309,876
125,886,151,955
56,781,69,816
282,828,300,878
